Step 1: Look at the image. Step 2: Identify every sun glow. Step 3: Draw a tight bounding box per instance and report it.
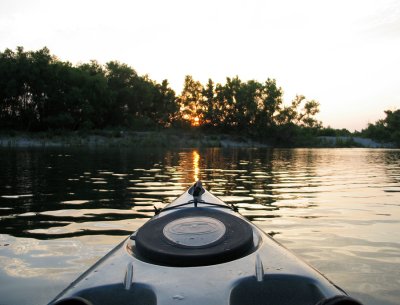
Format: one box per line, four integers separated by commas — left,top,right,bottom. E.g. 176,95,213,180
193,150,200,182
181,114,201,127
192,116,200,127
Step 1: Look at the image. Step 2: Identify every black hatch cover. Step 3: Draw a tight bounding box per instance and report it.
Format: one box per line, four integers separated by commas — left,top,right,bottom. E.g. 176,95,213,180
135,207,254,266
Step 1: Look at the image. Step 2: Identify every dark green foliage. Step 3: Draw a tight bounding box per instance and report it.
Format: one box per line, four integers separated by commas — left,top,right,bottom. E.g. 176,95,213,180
1,46,325,146
270,124,321,147
0,47,177,131
361,109,400,146
317,127,351,137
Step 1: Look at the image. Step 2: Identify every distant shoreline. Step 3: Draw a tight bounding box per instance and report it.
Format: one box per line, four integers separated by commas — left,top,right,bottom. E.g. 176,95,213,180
0,130,269,148
0,130,395,148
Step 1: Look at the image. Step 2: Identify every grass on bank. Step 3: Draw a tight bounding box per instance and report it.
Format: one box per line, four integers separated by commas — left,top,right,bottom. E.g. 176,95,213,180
0,129,394,148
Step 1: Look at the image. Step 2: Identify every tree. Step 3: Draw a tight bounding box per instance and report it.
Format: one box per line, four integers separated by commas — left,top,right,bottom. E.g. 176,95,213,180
386,110,400,145
301,99,321,128
0,47,57,130
178,75,204,126
105,61,138,125
77,61,111,129
202,78,216,127
219,76,242,128
256,78,283,128
234,79,260,130
276,95,321,128
155,79,178,126
0,48,19,128
363,109,400,146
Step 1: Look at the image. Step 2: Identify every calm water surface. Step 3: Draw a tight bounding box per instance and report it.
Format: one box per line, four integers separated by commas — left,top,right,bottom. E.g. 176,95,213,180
0,148,399,305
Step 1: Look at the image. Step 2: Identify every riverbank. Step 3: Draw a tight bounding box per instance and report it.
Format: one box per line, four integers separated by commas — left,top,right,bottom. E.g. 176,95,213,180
317,136,395,148
0,130,395,148
0,130,270,148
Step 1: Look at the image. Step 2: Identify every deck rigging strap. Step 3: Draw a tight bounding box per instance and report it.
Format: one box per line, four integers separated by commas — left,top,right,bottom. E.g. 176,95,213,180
153,181,238,215
155,199,237,215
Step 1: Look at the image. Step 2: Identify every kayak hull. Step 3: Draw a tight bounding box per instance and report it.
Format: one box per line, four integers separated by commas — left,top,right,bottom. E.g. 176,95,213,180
49,184,352,305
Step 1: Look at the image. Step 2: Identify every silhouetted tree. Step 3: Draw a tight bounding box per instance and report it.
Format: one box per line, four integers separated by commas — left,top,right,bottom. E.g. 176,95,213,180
362,109,400,146
178,75,204,126
202,78,216,127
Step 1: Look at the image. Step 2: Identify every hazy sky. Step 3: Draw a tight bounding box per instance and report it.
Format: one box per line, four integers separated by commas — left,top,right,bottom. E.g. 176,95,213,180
1,0,399,130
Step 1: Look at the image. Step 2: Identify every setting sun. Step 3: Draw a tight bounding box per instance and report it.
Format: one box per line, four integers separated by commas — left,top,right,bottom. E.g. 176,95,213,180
192,116,200,127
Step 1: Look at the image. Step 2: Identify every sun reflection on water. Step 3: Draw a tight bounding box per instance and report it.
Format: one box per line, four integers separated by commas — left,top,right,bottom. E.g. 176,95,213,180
193,150,200,182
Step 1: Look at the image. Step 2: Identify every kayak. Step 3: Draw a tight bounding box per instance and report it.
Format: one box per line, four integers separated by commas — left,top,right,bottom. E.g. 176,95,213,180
49,181,363,305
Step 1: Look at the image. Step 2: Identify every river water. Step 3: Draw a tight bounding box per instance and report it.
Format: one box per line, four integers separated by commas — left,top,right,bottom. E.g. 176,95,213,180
0,147,399,305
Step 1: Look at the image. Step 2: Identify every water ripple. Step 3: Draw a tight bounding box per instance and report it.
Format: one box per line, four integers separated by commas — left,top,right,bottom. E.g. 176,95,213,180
0,148,400,305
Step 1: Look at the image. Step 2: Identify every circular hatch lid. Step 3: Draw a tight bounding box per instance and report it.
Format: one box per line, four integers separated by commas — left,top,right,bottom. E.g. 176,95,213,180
135,207,254,266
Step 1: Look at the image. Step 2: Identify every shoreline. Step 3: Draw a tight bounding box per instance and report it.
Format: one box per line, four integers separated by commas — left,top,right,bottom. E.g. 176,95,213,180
0,131,270,149
0,131,395,149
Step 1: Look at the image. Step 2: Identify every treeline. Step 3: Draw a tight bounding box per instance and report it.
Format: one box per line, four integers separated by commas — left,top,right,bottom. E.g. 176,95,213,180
1,47,397,146
0,47,177,131
0,47,323,144
178,75,322,143
360,109,400,146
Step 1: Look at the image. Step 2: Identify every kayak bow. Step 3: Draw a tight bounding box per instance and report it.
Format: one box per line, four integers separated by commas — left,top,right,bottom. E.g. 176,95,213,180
49,181,362,305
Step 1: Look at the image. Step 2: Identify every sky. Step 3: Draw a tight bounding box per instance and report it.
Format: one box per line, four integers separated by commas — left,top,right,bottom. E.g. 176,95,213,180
1,0,399,131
